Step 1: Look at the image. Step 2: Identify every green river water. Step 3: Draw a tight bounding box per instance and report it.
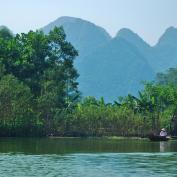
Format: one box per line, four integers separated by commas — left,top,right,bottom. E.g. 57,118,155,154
0,138,177,177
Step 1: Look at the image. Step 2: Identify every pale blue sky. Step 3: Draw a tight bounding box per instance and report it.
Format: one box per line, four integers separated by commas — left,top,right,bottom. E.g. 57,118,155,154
0,0,177,45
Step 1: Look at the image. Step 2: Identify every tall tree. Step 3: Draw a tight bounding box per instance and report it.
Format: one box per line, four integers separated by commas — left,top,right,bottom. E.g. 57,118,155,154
0,26,80,136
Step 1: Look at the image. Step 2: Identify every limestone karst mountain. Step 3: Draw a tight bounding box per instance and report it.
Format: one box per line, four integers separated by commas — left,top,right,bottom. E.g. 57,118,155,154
38,17,177,101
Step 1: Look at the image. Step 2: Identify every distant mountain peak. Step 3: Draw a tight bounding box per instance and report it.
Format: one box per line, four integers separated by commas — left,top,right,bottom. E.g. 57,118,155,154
0,26,13,37
156,26,177,46
42,16,111,57
0,25,9,30
116,28,137,37
165,26,177,33
54,16,90,24
43,16,111,37
116,28,150,48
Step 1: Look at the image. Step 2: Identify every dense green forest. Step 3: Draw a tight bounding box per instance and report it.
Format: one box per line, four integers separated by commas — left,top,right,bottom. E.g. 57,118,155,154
0,26,177,137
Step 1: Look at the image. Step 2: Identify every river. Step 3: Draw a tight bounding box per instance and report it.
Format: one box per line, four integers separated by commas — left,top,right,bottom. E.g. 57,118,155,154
0,138,177,176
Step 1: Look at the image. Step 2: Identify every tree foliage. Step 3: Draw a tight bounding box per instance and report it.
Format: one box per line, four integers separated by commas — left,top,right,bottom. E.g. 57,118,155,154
0,27,79,136
0,26,176,137
156,68,177,85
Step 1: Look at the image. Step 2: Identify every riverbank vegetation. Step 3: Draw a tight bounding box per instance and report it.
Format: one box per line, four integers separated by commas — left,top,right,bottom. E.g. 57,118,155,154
0,27,177,137
59,80,177,137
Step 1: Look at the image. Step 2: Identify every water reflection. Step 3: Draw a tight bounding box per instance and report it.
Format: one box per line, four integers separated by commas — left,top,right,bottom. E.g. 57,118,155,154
0,138,177,176
160,142,166,152
0,138,177,154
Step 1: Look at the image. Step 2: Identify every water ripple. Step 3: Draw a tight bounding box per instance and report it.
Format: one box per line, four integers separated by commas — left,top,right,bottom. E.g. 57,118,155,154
0,153,177,177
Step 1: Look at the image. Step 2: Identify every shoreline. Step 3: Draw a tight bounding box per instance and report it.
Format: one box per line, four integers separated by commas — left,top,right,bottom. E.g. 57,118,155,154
0,136,148,140
47,136,148,140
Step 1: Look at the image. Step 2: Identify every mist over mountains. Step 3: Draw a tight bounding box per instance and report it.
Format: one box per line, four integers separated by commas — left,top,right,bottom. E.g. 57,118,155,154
4,16,176,101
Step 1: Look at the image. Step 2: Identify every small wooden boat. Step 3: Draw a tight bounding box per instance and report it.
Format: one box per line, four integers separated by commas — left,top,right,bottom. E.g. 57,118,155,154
149,135,170,141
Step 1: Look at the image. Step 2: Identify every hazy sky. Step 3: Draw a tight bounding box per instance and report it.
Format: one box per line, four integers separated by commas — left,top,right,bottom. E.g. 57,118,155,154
1,0,177,45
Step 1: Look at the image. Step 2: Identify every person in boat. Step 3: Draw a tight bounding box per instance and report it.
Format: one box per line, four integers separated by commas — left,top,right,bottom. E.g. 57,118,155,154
160,128,167,137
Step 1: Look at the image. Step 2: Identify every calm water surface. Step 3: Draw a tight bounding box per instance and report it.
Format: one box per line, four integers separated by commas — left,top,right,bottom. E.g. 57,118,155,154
0,138,177,177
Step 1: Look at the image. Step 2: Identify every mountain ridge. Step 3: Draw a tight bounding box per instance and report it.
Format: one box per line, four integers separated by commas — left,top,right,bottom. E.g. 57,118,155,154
2,16,175,101
43,16,177,46
43,16,111,60
41,16,177,101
